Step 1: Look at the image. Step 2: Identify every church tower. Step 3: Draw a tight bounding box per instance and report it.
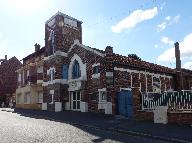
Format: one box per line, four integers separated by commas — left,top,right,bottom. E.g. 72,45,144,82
45,12,82,56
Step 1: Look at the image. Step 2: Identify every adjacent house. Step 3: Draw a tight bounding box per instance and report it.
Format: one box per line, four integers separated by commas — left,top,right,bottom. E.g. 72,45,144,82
0,56,22,107
15,12,192,115
15,44,45,110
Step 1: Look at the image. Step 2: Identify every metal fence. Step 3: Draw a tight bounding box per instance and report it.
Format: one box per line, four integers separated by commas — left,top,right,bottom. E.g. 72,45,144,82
142,90,192,112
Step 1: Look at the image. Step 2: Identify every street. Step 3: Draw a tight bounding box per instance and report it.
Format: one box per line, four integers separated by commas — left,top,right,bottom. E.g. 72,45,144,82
0,110,170,143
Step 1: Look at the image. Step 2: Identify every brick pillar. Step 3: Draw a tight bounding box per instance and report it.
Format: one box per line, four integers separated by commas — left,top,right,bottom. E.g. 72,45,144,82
105,46,113,72
132,87,142,112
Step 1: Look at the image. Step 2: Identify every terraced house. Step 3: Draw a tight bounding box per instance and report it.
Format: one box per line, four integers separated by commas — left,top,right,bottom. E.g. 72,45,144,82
16,45,45,110
0,56,22,107
16,12,192,116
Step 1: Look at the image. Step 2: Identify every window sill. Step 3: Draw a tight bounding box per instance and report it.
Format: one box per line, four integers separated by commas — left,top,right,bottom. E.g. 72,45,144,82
92,73,100,79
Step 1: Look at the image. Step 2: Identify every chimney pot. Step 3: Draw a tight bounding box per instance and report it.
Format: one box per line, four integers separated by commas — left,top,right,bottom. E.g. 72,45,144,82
34,43,41,52
5,55,7,60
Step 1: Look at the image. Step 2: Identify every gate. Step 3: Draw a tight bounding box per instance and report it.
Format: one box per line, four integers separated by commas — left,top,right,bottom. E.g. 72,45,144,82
118,90,133,118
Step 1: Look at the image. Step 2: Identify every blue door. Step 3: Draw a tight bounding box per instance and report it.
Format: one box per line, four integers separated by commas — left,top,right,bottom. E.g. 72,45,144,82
118,90,133,118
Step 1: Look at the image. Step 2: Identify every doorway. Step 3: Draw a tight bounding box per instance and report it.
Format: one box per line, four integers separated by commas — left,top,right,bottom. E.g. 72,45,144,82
71,91,81,111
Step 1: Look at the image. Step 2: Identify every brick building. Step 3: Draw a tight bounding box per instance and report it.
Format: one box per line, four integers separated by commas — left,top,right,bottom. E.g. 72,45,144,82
0,56,22,107
16,44,45,110
16,12,192,115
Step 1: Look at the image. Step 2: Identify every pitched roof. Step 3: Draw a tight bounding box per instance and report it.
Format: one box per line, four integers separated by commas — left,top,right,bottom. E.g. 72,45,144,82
112,53,175,74
0,57,22,73
22,47,45,61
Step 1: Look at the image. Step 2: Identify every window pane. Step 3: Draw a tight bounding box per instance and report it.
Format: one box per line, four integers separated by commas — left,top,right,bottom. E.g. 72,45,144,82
77,101,80,109
73,101,76,109
77,92,80,100
72,60,81,79
73,92,76,100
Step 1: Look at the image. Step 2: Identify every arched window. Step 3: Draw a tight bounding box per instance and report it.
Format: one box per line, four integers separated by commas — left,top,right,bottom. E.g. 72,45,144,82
72,60,81,79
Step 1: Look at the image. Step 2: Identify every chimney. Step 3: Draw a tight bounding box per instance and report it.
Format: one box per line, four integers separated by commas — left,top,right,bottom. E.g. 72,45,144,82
105,46,113,54
175,42,181,70
34,43,41,52
5,55,7,61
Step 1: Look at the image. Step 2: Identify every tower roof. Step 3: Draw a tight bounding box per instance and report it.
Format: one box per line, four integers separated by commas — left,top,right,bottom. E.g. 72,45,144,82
45,11,83,24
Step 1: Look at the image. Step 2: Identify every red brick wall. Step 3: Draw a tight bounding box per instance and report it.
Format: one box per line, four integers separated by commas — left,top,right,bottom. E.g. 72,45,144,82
168,112,192,125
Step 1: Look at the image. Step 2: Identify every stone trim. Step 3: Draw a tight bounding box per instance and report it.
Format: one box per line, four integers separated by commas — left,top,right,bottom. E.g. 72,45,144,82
120,88,131,91
98,88,106,92
106,72,113,77
37,80,43,84
92,73,100,79
68,54,87,81
42,79,68,86
114,67,173,78
45,11,82,25
44,51,68,61
69,40,105,57
92,63,100,67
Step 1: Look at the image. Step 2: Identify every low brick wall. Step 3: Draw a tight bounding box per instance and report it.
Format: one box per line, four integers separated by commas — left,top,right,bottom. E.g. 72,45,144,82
168,112,192,125
134,110,154,121
16,104,42,110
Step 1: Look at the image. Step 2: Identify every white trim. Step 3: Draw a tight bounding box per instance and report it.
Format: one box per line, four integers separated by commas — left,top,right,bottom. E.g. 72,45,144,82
92,63,100,67
145,72,148,92
139,73,141,90
106,72,113,77
120,88,131,91
131,74,133,88
92,73,100,79
68,54,87,81
70,91,81,111
42,79,68,86
98,88,106,92
69,40,105,57
37,80,43,84
44,51,68,61
68,80,82,91
54,51,68,57
114,67,173,79
45,11,82,25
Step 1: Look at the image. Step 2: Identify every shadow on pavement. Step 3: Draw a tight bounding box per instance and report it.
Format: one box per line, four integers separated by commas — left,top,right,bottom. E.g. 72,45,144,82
2,108,192,143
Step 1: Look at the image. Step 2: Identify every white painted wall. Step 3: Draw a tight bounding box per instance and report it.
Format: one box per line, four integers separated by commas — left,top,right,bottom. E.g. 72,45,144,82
80,101,88,112
55,102,62,112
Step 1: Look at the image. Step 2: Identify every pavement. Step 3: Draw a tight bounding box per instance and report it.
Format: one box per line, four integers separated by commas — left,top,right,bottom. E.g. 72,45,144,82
1,108,192,143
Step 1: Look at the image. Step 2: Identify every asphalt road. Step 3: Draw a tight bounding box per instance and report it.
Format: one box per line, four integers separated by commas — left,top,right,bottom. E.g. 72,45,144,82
0,110,170,143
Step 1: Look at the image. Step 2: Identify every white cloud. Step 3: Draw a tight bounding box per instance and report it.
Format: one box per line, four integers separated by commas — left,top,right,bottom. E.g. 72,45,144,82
161,36,174,46
165,16,171,21
157,33,192,63
112,7,158,33
183,62,192,70
157,15,180,32
154,44,158,48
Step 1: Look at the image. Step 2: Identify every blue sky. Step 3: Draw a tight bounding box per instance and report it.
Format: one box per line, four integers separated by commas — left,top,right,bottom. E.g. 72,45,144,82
0,0,192,69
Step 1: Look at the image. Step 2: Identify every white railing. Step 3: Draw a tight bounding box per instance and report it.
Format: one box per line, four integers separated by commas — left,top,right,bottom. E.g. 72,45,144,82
142,90,192,112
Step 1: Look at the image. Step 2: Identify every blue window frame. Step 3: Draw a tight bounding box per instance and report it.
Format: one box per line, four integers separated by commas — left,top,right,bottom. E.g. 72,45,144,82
72,60,81,79
62,64,68,79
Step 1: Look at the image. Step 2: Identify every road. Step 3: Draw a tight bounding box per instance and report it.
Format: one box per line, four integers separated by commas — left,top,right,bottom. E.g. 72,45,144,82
0,110,170,143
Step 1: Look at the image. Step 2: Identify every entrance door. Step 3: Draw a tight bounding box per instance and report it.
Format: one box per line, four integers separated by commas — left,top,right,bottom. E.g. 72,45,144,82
71,91,81,111
118,90,133,118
